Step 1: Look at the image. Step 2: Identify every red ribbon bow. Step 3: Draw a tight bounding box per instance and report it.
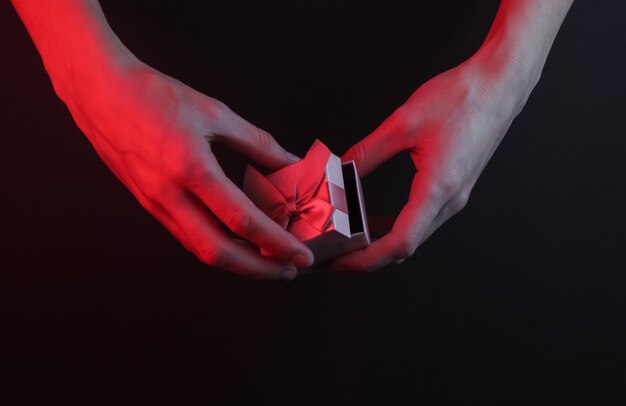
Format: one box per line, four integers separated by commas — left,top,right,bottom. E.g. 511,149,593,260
244,140,337,238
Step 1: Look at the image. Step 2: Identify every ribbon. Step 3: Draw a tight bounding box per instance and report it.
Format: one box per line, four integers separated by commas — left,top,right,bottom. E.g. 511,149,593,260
244,140,337,237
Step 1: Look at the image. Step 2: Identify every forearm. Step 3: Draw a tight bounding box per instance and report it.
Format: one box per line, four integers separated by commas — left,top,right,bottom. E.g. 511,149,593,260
470,0,574,109
10,0,136,102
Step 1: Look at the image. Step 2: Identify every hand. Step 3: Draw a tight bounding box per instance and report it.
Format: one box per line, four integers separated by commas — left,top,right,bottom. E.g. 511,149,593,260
12,0,571,279
331,52,532,272
63,59,314,280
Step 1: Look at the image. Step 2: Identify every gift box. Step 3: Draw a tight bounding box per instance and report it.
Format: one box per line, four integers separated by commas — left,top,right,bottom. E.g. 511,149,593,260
243,140,370,264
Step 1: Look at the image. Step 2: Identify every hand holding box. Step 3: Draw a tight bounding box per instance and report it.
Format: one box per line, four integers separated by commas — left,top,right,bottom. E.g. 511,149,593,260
243,140,370,264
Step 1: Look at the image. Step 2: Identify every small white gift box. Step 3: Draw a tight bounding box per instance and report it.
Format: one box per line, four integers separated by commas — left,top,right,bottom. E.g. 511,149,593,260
243,140,370,264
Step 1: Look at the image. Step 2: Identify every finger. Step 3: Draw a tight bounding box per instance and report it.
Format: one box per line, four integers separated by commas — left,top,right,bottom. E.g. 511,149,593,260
416,193,469,249
341,108,410,177
187,153,314,268
367,215,395,239
330,169,441,272
165,191,299,280
330,231,408,273
213,106,300,170
392,212,445,265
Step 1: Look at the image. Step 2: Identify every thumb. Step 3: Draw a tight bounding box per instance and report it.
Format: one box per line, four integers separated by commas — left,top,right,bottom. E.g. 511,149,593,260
215,106,300,170
342,110,407,177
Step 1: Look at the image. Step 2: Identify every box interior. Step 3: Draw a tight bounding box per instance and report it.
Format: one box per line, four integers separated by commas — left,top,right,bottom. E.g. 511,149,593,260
341,162,364,234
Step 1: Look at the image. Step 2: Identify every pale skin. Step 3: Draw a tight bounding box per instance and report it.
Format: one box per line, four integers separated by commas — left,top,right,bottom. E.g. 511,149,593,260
11,0,574,278
331,0,575,272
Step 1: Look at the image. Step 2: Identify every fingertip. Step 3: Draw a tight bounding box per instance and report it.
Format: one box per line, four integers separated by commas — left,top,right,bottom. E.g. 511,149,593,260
286,152,301,163
268,148,301,169
278,265,297,281
254,128,302,169
249,219,314,266
284,233,314,264
291,251,314,268
341,143,372,177
341,147,357,164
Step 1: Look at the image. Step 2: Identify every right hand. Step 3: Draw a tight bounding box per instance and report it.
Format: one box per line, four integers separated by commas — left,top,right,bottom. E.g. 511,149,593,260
57,58,313,280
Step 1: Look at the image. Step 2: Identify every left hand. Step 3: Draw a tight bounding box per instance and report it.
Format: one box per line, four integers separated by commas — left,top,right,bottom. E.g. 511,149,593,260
331,52,532,272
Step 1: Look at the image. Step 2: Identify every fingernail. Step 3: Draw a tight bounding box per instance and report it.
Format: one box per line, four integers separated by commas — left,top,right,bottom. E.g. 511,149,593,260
286,152,301,163
279,267,297,281
291,252,314,268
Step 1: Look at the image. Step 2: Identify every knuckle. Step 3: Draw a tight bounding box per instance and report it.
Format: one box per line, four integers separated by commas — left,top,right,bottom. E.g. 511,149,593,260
249,128,282,163
427,166,464,202
198,97,230,133
449,189,470,214
225,208,256,237
395,235,418,260
349,141,367,167
435,174,462,199
393,105,420,136
159,141,208,185
140,178,169,201
197,244,229,268
182,160,212,189
256,128,276,150
205,97,229,120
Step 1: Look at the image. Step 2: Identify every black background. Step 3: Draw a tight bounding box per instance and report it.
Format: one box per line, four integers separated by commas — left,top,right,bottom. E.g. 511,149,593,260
2,0,626,404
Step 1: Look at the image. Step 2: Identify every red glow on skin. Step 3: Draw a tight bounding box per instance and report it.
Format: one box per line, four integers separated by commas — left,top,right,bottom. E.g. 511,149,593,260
11,0,574,277
329,0,574,272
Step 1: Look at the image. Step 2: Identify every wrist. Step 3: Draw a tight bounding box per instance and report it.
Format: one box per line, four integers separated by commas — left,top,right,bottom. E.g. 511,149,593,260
470,38,539,107
46,33,141,106
474,27,543,89
464,23,547,118
15,0,142,106
465,0,573,115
